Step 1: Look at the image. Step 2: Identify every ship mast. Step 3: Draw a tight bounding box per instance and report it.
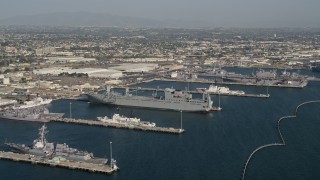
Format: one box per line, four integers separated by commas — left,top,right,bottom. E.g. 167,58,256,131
39,124,47,146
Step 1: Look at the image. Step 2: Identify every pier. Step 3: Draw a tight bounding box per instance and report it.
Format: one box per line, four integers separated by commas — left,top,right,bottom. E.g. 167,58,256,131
52,118,185,134
0,151,117,174
153,78,307,88
241,100,320,180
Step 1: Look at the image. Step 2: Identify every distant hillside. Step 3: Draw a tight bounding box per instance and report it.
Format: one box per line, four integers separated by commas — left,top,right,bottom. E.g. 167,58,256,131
0,12,168,27
1,12,319,28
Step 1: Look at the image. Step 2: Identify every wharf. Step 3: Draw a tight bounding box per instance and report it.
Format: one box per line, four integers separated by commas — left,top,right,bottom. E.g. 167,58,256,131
307,77,320,81
218,81,305,88
125,87,270,98
0,151,117,174
153,78,307,88
53,118,185,134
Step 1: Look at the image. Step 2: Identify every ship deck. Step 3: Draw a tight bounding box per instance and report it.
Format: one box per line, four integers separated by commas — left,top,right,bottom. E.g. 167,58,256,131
122,87,270,98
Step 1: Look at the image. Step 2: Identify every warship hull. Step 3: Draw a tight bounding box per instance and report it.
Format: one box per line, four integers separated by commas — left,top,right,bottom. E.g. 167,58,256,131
0,116,50,122
6,143,48,157
5,143,31,154
87,94,212,112
0,113,64,123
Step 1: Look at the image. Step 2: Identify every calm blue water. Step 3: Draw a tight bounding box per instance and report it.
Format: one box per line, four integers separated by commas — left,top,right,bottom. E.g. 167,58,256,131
0,71,320,180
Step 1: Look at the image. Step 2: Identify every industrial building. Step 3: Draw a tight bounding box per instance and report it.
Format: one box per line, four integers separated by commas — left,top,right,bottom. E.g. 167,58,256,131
0,98,17,107
33,67,123,79
109,63,158,72
47,57,96,63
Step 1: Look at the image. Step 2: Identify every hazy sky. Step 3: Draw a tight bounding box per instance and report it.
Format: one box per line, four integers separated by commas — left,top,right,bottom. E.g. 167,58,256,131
1,0,320,27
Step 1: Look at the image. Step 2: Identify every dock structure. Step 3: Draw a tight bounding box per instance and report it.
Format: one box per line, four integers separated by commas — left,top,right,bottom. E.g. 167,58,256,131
52,118,185,134
307,77,320,82
0,151,118,174
153,78,307,88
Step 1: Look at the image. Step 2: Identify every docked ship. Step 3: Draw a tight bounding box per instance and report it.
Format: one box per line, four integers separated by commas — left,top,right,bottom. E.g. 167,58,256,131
197,85,245,95
13,97,52,110
97,114,156,127
222,69,276,81
87,87,221,112
253,69,277,79
222,69,308,87
311,63,320,73
207,67,245,78
0,107,64,123
5,124,116,167
279,69,303,79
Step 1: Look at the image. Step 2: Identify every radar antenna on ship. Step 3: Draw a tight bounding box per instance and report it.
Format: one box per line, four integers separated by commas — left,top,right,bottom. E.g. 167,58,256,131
33,124,49,149
39,124,48,145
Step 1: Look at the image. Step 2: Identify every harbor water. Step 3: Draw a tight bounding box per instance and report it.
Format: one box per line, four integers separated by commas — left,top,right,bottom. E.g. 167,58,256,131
0,70,320,180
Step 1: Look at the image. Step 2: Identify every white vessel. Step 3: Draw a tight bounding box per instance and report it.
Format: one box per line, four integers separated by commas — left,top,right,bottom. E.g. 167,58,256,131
97,114,156,127
197,85,245,95
13,97,52,110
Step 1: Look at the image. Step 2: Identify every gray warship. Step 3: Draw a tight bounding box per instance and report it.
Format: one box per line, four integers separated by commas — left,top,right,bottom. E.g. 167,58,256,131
311,63,320,73
0,107,64,123
87,87,221,112
5,124,114,166
220,69,308,87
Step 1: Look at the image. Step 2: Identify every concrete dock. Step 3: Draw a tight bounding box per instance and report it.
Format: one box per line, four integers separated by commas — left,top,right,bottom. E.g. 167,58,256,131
0,151,118,174
0,115,185,134
53,118,185,134
153,78,307,88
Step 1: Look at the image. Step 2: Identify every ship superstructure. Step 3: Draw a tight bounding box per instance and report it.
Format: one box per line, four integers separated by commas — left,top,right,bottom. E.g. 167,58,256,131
197,85,245,95
253,69,277,79
13,97,52,110
98,114,156,127
87,87,220,112
6,125,54,157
